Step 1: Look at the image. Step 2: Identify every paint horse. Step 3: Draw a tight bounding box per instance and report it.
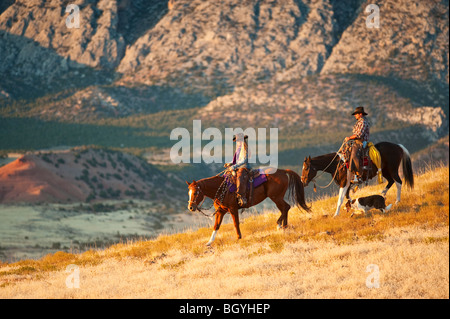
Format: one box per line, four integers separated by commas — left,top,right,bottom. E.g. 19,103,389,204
187,168,310,245
301,142,414,217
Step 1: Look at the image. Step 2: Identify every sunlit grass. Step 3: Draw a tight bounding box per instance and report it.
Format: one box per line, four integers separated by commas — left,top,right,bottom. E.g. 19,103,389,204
0,166,448,297
5,166,449,266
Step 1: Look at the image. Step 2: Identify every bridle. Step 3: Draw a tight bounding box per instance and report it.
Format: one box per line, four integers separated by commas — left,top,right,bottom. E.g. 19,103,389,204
188,179,229,217
188,185,206,212
302,140,347,190
303,154,341,191
302,162,317,186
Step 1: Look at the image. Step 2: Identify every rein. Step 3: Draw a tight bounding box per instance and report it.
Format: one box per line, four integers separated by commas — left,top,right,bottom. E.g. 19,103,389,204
310,140,346,190
189,177,229,218
311,160,340,190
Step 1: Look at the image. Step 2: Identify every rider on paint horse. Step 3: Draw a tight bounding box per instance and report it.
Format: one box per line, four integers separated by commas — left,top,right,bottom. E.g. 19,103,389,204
338,106,370,183
224,133,250,207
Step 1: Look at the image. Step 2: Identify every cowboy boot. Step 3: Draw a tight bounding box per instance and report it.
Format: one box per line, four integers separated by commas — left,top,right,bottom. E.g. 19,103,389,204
349,145,363,183
236,168,249,206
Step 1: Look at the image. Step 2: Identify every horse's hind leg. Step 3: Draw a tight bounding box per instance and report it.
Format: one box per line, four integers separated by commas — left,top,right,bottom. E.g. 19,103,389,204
381,171,402,204
381,168,395,198
272,198,291,229
392,171,403,204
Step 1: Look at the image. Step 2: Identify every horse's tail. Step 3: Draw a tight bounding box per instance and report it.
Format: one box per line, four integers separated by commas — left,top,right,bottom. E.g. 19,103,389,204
399,144,414,189
285,169,311,212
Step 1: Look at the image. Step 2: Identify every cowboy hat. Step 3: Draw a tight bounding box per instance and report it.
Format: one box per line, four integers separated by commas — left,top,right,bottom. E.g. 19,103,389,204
233,133,248,142
351,106,368,116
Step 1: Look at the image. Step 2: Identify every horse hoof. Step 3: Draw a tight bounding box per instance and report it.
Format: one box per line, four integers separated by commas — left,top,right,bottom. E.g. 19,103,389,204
277,224,282,230
206,241,212,246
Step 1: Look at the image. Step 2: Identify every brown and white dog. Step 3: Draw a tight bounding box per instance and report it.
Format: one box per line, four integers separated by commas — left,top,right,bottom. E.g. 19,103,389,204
345,195,392,216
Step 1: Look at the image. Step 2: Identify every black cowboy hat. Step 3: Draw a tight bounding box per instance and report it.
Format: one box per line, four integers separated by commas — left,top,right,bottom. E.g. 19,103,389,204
233,134,248,142
351,106,368,116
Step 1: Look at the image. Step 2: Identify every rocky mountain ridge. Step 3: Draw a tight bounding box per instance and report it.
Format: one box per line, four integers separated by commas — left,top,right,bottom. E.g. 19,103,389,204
0,0,448,157
1,0,447,91
117,0,363,91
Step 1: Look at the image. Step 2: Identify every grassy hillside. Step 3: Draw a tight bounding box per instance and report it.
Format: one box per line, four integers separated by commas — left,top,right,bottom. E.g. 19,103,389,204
0,165,448,298
0,147,184,204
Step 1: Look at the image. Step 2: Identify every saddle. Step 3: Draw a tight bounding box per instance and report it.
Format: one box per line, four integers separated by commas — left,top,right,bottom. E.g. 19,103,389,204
352,141,383,184
223,169,267,192
223,169,268,206
356,142,371,171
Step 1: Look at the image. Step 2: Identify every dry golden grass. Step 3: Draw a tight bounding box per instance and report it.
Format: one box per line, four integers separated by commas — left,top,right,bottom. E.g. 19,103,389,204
0,166,448,298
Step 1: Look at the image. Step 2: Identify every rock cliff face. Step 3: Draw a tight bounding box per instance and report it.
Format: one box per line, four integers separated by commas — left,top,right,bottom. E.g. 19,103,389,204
0,0,448,148
198,73,448,139
117,0,363,90
1,0,124,69
321,0,449,84
1,0,447,87
0,0,167,96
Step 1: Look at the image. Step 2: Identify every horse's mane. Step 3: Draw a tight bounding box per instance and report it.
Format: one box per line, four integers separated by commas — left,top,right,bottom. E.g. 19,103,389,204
310,152,340,172
196,174,224,188
311,152,337,164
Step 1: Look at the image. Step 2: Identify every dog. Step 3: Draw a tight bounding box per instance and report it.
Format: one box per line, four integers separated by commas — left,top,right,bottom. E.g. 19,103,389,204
345,195,392,217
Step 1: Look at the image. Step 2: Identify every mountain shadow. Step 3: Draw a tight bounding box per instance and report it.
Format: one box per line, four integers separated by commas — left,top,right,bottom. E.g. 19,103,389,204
0,30,117,101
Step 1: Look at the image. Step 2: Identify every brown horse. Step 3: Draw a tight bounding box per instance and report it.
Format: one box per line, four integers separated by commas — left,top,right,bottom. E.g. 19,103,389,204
187,168,310,245
301,142,414,217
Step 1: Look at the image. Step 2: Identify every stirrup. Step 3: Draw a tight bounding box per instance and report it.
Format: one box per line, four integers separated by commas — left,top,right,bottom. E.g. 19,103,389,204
237,194,247,206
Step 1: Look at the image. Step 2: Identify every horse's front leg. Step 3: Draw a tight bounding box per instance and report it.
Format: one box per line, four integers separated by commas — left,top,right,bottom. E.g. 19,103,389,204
334,176,350,217
206,209,225,246
334,186,347,217
345,185,353,201
230,208,242,240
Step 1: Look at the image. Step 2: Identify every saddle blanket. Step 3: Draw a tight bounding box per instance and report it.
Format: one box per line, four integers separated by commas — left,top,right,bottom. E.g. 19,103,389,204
223,169,268,193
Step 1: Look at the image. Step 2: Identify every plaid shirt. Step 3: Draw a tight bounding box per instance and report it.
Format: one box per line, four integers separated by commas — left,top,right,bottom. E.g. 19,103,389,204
353,117,370,142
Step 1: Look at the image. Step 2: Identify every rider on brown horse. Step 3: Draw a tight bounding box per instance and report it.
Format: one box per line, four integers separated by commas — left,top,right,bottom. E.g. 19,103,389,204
224,133,250,207
338,106,370,183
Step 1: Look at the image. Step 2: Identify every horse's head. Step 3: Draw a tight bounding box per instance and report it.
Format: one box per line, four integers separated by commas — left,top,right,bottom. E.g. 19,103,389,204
186,180,205,212
301,156,317,186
